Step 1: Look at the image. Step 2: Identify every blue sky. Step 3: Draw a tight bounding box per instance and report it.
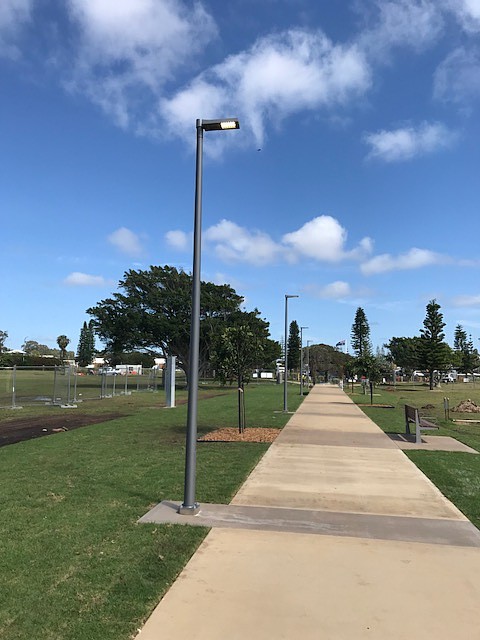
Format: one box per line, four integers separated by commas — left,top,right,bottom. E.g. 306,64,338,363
1,0,480,355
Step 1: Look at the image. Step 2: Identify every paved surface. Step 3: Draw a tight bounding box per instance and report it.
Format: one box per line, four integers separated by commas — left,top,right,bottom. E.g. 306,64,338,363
136,385,480,639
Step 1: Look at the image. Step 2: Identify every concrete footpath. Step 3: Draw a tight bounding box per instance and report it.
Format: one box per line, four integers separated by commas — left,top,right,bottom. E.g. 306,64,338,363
137,385,480,639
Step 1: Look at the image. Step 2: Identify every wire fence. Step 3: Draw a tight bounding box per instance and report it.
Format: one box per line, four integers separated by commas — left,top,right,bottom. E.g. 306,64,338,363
0,366,187,409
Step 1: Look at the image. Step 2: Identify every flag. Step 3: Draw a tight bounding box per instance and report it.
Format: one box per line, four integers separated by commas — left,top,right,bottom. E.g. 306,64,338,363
336,340,345,347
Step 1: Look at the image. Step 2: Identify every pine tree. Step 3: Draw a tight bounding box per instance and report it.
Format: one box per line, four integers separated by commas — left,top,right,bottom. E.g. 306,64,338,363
419,299,449,390
454,326,479,376
351,307,372,357
77,321,95,367
287,320,301,370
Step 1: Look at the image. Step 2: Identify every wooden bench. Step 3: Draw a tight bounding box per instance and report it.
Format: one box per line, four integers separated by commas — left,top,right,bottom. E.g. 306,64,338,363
404,405,438,444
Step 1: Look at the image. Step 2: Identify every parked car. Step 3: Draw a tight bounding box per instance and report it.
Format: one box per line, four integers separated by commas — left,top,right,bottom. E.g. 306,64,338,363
98,367,121,375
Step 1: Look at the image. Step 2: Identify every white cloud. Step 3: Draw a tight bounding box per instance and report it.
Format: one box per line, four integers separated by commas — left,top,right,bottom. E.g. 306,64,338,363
0,0,32,58
180,215,374,266
165,229,189,251
359,0,444,60
444,0,480,32
64,272,108,286
160,29,371,148
364,121,458,162
310,281,352,299
434,46,480,106
107,227,144,256
361,248,445,275
452,294,480,307
282,216,372,263
66,0,217,128
204,219,281,266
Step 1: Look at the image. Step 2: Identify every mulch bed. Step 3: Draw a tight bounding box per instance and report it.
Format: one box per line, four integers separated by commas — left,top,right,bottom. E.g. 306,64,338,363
356,404,395,408
198,427,281,443
0,413,126,448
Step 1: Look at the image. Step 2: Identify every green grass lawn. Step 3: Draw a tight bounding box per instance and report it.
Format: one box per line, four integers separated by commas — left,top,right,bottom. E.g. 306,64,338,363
0,382,303,640
349,382,480,529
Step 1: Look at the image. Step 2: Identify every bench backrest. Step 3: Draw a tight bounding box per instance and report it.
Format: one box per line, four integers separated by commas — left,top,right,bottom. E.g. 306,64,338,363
404,404,418,421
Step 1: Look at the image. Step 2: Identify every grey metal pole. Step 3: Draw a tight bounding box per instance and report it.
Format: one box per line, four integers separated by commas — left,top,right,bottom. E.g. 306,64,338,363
179,120,203,515
283,296,288,412
300,326,308,396
12,365,17,409
307,340,312,386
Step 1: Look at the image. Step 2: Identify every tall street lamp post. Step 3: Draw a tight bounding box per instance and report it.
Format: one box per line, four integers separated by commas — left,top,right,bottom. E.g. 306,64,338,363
179,118,240,516
300,326,308,396
284,294,299,412
307,340,312,385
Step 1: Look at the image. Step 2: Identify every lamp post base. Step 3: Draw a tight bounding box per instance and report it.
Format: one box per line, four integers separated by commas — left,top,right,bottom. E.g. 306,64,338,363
177,503,200,515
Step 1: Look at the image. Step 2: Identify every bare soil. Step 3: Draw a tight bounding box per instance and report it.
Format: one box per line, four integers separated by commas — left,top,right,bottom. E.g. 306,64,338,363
198,427,280,443
0,413,126,447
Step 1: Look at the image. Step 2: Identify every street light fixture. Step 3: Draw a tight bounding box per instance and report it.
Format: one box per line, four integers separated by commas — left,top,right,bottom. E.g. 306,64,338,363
179,118,240,516
300,326,308,396
284,294,299,412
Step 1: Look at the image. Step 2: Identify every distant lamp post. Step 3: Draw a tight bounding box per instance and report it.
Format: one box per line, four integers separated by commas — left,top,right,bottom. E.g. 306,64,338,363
307,340,312,385
179,118,240,516
284,294,299,412
300,326,308,396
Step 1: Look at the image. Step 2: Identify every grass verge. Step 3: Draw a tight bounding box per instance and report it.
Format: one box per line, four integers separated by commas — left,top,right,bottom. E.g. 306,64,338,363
0,382,303,640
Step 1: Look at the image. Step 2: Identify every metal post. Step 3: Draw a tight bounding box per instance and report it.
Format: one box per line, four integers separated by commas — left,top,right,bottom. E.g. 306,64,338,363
53,365,58,405
12,365,17,409
124,368,128,395
300,326,308,396
179,121,203,515
73,367,78,402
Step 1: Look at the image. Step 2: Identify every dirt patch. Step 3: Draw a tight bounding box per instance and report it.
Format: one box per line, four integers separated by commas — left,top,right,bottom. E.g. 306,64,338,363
452,399,480,413
356,404,395,408
0,413,126,448
198,427,280,443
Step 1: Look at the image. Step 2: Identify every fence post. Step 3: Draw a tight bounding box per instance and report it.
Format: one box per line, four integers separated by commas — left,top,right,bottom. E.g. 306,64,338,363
165,356,176,408
52,366,58,405
11,365,23,409
73,367,78,403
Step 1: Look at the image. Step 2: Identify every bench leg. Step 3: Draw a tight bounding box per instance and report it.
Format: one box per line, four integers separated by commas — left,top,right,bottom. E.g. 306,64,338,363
415,412,422,445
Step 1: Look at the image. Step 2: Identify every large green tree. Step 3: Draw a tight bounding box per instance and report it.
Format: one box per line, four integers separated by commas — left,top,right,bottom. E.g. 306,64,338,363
211,310,279,432
87,265,243,380
76,321,96,367
454,325,479,376
419,299,450,390
384,336,422,377
307,343,352,383
351,307,372,357
287,320,301,371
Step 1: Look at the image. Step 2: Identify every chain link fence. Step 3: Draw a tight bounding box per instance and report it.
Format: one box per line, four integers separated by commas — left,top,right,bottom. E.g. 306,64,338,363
0,366,187,409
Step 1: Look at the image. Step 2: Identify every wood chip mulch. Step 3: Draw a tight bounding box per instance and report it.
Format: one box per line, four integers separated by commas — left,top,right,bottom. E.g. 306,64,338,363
198,427,281,443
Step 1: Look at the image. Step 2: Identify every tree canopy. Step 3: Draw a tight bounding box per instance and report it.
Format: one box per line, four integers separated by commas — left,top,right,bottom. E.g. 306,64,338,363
351,307,372,358
287,320,301,370
87,265,244,379
384,336,422,376
0,330,8,354
77,321,96,367
419,299,450,389
211,310,280,432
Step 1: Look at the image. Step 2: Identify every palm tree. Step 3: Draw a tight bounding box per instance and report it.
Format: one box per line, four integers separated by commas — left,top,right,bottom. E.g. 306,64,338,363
56,335,70,364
